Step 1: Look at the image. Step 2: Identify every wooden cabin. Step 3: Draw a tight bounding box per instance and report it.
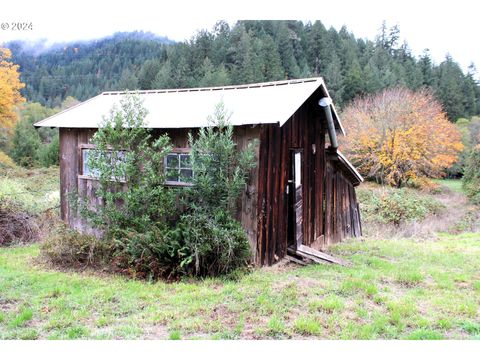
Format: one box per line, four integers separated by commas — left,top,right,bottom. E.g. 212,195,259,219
35,77,363,266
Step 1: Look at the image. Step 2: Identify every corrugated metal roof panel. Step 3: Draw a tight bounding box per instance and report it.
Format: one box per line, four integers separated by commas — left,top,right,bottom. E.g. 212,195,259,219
34,77,345,134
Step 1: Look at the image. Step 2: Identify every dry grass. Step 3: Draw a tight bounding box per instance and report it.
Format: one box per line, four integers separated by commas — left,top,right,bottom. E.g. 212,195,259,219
359,181,480,239
0,201,40,246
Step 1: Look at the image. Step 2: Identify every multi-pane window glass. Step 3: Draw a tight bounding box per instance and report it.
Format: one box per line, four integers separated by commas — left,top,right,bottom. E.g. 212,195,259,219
82,148,126,181
165,153,193,184
82,149,98,178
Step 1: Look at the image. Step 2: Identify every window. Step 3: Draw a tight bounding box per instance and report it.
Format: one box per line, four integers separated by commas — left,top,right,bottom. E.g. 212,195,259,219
80,146,126,182
82,148,99,178
165,150,193,185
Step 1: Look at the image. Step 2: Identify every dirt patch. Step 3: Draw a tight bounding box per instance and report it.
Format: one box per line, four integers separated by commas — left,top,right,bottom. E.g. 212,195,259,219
0,298,19,313
141,324,170,339
262,258,300,273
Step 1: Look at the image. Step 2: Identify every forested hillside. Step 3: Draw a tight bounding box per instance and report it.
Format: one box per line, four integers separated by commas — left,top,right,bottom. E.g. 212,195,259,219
7,32,172,107
7,20,480,120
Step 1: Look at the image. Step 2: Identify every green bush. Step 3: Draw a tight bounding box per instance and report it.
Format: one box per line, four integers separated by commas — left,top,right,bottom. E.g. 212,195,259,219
358,186,445,225
10,117,41,167
178,102,256,276
41,224,111,267
463,146,480,204
177,210,251,277
38,133,59,167
48,95,256,279
112,226,188,280
78,93,176,237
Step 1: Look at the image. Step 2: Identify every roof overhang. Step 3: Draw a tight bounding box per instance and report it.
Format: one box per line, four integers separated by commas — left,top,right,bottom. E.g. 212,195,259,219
326,149,364,186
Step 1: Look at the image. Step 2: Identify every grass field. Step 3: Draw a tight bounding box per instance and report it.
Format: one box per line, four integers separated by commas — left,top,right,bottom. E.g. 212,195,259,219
1,233,479,340
1,169,479,339
434,178,465,194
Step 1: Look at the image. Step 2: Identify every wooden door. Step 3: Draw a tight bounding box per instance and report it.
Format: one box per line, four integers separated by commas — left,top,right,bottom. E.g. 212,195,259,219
292,149,303,249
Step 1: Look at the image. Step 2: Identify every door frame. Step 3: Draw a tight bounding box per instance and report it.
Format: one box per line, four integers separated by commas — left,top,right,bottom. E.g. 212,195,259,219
288,148,303,250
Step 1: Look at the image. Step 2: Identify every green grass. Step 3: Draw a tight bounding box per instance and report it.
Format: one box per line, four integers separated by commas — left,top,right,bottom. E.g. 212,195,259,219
168,330,182,340
434,179,465,194
1,232,479,339
9,308,33,328
294,316,322,336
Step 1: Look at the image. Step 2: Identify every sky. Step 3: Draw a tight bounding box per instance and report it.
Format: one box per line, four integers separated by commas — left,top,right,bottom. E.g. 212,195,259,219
1,0,478,76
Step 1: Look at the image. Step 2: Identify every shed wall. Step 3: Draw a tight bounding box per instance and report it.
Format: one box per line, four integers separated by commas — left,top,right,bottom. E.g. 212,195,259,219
256,100,328,265
59,126,260,261
255,100,362,266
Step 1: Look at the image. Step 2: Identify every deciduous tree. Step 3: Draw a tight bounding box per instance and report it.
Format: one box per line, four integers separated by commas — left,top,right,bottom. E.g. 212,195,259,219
0,47,25,149
341,87,463,187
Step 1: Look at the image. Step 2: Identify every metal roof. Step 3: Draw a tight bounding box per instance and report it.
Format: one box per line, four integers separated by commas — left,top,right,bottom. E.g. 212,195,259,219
34,77,345,134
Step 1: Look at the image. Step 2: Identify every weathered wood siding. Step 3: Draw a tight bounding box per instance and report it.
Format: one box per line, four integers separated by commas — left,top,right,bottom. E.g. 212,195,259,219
255,95,361,265
59,126,260,260
256,97,328,265
324,160,362,245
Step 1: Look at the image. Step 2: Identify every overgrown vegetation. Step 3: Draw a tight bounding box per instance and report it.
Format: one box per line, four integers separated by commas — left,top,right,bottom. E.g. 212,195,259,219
41,224,111,268
357,180,480,238
177,104,256,276
0,167,59,247
463,145,480,204
54,94,255,279
72,93,178,278
0,200,39,246
0,167,59,215
357,185,445,226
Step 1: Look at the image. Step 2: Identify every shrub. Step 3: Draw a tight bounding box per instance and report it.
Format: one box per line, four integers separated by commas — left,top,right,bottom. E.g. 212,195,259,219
68,96,256,279
0,150,15,168
178,102,256,276
177,210,251,277
0,200,39,246
358,186,445,225
73,93,179,277
463,145,480,204
41,224,111,267
78,93,176,238
10,117,41,167
38,133,59,167
112,226,188,280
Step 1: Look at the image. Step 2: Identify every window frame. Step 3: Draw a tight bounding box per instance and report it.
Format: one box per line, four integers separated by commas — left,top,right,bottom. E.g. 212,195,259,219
78,144,127,183
164,147,194,187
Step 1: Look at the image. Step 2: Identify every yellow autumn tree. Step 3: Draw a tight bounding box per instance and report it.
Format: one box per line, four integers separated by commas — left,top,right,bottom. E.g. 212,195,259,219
0,47,25,148
340,87,463,187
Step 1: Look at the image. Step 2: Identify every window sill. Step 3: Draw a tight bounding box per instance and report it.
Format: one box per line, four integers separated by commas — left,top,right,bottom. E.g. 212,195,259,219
77,175,127,183
165,181,193,187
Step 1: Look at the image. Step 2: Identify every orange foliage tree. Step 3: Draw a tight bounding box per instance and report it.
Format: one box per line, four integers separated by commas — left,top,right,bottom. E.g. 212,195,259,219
340,87,463,187
0,47,25,147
